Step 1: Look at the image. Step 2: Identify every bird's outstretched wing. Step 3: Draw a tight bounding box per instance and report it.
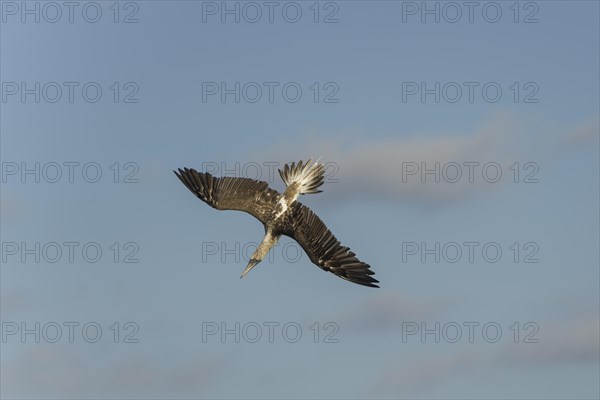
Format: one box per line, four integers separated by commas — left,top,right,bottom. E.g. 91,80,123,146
174,168,280,225
280,203,379,288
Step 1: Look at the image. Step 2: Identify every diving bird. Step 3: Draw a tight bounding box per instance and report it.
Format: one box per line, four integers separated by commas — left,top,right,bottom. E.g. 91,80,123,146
174,160,379,288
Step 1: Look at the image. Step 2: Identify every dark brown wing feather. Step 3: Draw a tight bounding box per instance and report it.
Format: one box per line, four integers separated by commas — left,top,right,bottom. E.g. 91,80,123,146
174,168,280,224
279,203,379,288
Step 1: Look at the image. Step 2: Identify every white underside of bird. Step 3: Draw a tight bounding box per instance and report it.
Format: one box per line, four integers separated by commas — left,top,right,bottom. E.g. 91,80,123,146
174,158,379,288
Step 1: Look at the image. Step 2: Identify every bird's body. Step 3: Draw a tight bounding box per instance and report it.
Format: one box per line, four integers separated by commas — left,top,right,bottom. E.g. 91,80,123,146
174,160,379,288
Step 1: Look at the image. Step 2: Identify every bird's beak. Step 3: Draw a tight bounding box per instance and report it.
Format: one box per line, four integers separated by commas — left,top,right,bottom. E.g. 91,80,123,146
241,259,261,279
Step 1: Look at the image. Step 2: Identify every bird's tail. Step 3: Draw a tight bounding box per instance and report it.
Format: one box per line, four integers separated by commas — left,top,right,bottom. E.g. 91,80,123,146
278,159,325,195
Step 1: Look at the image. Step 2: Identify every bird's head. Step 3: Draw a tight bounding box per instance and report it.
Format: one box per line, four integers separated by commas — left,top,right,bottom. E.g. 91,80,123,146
240,258,261,279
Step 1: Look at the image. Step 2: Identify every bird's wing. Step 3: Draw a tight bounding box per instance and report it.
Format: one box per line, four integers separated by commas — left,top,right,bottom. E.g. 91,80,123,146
280,203,379,288
174,168,280,224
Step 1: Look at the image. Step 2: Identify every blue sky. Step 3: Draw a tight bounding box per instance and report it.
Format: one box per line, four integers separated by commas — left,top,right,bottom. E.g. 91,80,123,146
1,1,599,398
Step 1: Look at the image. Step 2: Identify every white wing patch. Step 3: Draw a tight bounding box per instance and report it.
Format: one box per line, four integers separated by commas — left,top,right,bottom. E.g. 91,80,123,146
273,195,290,219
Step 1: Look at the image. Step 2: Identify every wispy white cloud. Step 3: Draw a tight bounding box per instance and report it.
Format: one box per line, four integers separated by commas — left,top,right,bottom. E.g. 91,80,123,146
495,316,600,365
0,191,26,223
376,349,482,395
252,113,599,204
1,345,228,399
373,313,599,397
0,291,32,316
562,115,600,147
337,293,458,332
